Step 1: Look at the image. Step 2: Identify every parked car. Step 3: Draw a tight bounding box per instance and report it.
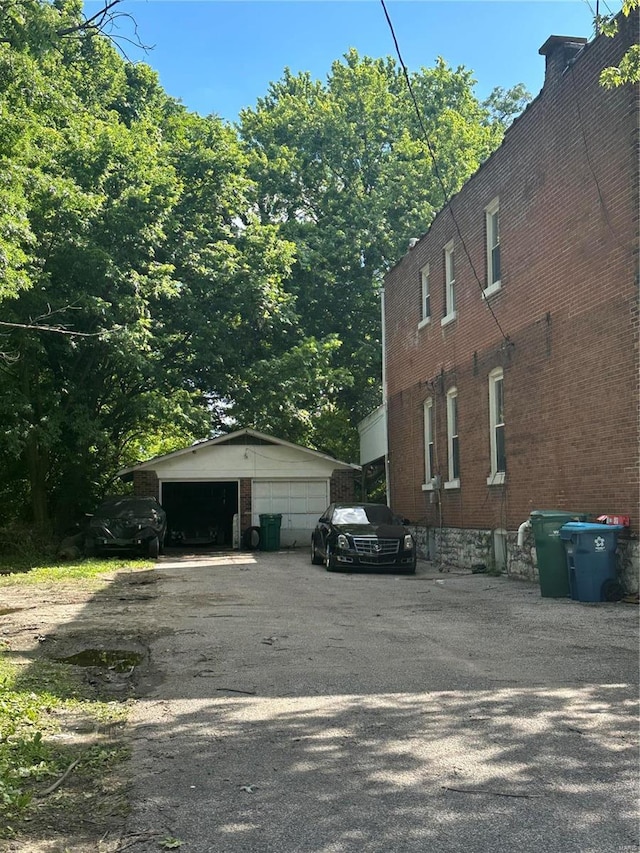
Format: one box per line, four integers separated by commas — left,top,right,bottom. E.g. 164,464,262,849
311,503,416,574
85,496,167,559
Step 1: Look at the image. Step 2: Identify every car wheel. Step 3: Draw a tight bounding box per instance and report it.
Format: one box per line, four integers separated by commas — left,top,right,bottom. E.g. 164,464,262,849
242,526,261,550
404,563,417,575
325,544,337,572
311,538,323,565
147,536,160,559
84,538,96,558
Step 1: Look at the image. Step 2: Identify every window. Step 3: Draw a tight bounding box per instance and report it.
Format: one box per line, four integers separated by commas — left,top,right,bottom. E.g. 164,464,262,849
488,368,506,485
445,387,460,487
423,398,434,487
419,265,431,327
484,198,501,296
442,241,456,326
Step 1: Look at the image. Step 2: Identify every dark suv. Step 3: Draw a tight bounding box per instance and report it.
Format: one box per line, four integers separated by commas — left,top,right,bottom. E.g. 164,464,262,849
85,496,167,559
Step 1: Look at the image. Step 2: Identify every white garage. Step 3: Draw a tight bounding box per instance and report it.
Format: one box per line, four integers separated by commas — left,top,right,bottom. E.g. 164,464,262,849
118,428,360,549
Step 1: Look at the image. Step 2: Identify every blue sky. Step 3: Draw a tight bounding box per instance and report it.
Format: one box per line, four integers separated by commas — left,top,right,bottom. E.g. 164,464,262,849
95,1,617,122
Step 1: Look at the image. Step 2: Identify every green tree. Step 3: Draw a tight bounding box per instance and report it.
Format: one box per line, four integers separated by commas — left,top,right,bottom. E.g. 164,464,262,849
0,1,295,531
598,1,639,88
238,51,512,458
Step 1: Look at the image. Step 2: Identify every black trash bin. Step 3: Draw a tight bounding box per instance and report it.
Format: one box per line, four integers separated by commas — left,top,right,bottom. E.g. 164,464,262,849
530,510,587,598
560,522,624,602
259,514,282,552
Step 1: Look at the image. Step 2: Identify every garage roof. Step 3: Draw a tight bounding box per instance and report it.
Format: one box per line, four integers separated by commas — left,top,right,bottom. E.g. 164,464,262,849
117,427,360,478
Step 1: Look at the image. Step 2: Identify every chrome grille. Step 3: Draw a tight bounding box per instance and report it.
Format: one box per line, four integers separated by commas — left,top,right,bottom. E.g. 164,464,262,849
352,537,399,556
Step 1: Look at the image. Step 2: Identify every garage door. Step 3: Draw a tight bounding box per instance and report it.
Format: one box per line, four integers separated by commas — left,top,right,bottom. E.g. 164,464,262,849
252,480,329,547
161,481,238,547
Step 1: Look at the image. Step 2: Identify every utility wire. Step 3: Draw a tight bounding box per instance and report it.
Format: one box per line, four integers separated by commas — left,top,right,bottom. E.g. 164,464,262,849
380,0,510,345
568,60,626,250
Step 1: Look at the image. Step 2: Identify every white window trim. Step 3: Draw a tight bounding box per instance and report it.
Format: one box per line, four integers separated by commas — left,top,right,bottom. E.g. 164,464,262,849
484,197,501,298
442,240,456,325
487,367,505,485
482,282,501,300
422,398,434,489
419,264,431,327
446,386,460,487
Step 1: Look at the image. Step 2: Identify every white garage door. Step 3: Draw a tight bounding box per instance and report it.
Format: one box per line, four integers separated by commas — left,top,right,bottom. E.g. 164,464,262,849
252,480,329,547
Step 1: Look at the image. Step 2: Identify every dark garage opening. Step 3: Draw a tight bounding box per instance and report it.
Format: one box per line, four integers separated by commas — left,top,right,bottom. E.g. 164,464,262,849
161,481,238,547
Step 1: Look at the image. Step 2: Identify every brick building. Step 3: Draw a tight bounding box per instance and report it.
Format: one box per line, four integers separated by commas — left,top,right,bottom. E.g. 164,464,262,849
382,19,638,589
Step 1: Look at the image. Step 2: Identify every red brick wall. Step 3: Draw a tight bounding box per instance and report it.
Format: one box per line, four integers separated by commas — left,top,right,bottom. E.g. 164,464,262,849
133,470,159,501
385,18,639,534
240,478,252,531
330,470,358,503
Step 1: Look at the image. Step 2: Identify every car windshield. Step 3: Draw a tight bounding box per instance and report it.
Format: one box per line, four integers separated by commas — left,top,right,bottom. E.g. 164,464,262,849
332,505,395,525
96,499,158,519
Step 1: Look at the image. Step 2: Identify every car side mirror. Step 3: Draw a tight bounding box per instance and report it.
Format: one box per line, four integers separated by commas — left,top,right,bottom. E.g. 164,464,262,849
318,516,328,523
402,518,411,525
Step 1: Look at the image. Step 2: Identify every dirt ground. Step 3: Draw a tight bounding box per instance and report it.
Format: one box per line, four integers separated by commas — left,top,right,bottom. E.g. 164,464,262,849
0,565,167,853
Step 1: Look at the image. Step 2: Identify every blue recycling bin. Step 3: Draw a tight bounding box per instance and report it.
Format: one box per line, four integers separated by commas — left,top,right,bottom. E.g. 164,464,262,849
560,523,624,602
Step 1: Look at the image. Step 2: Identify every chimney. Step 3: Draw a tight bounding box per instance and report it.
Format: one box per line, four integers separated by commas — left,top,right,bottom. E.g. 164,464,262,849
538,35,587,87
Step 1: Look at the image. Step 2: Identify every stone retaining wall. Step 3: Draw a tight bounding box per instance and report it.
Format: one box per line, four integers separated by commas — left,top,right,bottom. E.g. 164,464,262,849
410,525,638,593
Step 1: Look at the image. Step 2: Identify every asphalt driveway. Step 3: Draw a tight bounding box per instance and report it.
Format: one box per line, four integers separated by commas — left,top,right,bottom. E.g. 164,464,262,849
121,550,639,852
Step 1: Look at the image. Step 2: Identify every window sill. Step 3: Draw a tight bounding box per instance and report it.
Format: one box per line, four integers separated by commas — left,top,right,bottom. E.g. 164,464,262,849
487,471,506,486
483,281,502,299
441,311,457,328
418,317,431,330
421,482,434,492
444,478,460,490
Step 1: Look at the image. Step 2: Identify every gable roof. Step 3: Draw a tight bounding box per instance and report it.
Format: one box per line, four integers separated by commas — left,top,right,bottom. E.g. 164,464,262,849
117,427,360,477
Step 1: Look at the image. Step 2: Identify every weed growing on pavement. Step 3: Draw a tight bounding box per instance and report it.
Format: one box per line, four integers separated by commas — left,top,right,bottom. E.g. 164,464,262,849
0,650,132,838
0,560,148,839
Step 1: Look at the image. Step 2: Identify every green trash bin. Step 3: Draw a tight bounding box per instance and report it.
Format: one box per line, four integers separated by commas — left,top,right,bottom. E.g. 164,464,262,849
259,514,282,552
530,510,587,598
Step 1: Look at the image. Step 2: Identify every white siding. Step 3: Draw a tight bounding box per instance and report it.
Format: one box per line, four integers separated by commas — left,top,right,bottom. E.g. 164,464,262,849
149,444,345,480
358,404,387,465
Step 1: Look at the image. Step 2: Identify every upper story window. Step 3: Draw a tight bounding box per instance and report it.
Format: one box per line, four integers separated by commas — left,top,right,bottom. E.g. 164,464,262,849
445,387,460,488
423,398,434,487
442,240,456,327
484,198,501,297
419,264,431,328
487,368,506,485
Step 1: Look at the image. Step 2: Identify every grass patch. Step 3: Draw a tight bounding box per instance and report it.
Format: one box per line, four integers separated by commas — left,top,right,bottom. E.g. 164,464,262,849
0,558,153,839
0,556,153,585
0,652,131,836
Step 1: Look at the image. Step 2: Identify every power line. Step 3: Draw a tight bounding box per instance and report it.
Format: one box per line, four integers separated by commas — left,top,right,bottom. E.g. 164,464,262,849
379,0,510,346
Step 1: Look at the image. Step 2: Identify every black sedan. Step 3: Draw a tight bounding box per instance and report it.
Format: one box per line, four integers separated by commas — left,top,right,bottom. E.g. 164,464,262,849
311,503,416,574
85,496,167,559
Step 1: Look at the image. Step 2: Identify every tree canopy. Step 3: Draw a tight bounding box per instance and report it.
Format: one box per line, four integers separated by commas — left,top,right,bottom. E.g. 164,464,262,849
0,0,526,533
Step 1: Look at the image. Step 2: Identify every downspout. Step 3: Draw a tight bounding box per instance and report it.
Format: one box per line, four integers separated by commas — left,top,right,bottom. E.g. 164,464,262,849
381,287,391,506
517,519,531,548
